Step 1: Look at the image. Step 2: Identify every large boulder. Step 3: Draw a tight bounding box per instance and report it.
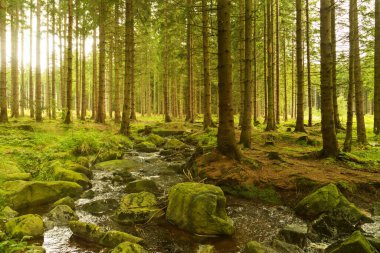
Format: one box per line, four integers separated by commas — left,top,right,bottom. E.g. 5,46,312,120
69,221,143,247
125,179,159,194
46,205,78,225
166,182,235,235
0,180,83,210
65,162,93,179
295,184,371,224
53,167,91,189
80,199,119,215
5,214,44,239
114,191,164,224
95,159,141,171
325,231,378,253
246,241,277,253
111,241,148,253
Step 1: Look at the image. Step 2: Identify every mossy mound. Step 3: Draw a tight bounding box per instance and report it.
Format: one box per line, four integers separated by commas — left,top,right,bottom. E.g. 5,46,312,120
246,241,276,253
134,141,158,153
0,180,83,210
146,134,165,147
69,221,143,247
80,199,119,215
111,241,148,253
5,214,44,239
125,179,159,194
295,184,370,224
65,162,93,178
164,138,187,150
95,159,141,171
326,231,378,253
114,191,164,224
3,173,32,181
52,196,76,210
197,245,215,253
53,167,91,189
0,206,19,220
46,205,78,225
166,182,235,235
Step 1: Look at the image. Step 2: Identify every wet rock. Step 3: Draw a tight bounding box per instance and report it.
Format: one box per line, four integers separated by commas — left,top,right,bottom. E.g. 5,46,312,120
374,202,380,216
295,184,371,225
0,180,83,210
197,244,215,253
278,224,309,249
166,182,235,235
325,231,378,253
167,162,185,174
5,214,44,239
0,206,19,220
52,196,76,210
146,134,165,147
81,189,95,199
95,159,141,171
159,149,176,156
311,214,338,238
125,179,159,194
368,238,380,252
164,138,187,150
272,239,304,253
69,221,143,247
135,141,159,153
246,241,277,253
65,162,93,179
80,199,119,215
53,167,91,189
114,191,164,224
111,241,148,253
46,205,78,225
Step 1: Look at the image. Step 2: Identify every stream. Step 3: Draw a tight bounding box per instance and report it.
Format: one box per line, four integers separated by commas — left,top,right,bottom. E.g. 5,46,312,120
37,149,379,253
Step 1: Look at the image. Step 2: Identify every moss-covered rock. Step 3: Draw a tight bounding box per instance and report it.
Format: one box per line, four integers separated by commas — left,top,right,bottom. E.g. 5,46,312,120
125,179,159,194
278,224,309,249
146,134,165,147
197,245,215,253
52,196,76,210
5,214,44,239
53,167,91,189
271,239,304,253
164,138,187,150
3,173,32,181
69,221,143,247
95,159,141,171
246,241,277,253
114,191,164,224
0,180,83,210
111,241,148,253
65,162,93,178
135,141,158,153
326,231,378,253
295,184,370,224
47,205,78,225
97,150,120,163
0,206,19,220
80,198,119,215
166,182,235,235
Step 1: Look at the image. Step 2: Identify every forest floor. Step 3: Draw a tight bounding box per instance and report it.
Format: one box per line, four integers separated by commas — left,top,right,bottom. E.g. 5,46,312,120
0,114,379,210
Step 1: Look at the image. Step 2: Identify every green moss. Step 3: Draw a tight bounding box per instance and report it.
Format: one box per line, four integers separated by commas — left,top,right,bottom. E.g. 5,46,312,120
329,231,376,253
166,182,235,235
134,141,158,152
53,167,91,189
47,205,78,224
146,134,165,146
125,180,159,194
52,197,76,210
0,206,19,220
164,138,187,150
221,184,281,205
246,241,276,253
111,241,148,253
5,214,44,239
95,159,141,171
100,230,143,247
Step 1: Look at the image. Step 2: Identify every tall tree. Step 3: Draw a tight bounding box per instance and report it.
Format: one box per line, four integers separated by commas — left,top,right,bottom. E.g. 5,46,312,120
185,0,194,123
91,28,97,119
0,0,7,123
275,0,280,124
306,0,312,126
240,0,253,148
320,0,339,157
96,0,106,123
51,0,56,119
29,1,34,118
120,0,133,135
35,0,42,122
217,0,241,160
64,0,73,124
253,0,258,124
11,5,19,118
295,0,305,132
266,0,275,131
80,32,86,120
375,0,380,134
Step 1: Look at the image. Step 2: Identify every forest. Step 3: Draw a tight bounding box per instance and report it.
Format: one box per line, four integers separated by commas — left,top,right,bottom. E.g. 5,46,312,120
0,0,379,252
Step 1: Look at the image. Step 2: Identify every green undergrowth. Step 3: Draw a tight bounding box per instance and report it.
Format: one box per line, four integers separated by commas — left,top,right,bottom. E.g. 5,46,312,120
221,184,281,205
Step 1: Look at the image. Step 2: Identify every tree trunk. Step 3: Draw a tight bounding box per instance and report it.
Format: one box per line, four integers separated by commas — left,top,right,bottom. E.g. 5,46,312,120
120,0,133,135
21,22,25,117
52,2,56,119
266,0,275,131
217,0,241,160
46,7,51,119
344,33,354,152
64,0,73,124
351,0,367,144
11,8,19,118
306,0,312,126
96,0,106,123
238,0,244,126
320,0,339,157
114,0,121,123
240,0,253,148
75,1,80,119
375,0,380,134
283,27,288,121
29,2,34,118
80,32,86,120
186,0,194,123
0,0,7,123
275,0,280,124
91,29,97,119
295,0,305,132
35,0,42,122
253,0,258,124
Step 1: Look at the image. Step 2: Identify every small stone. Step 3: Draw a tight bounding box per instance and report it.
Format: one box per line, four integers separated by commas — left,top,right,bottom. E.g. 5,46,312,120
81,190,95,199
52,197,76,210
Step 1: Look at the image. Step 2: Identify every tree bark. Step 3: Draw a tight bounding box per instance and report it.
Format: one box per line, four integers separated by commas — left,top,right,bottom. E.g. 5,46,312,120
306,0,312,126
320,0,339,157
11,7,19,118
375,0,380,134
275,0,280,124
96,0,106,123
29,2,34,118
0,0,7,123
253,0,258,124
266,0,276,131
52,1,56,119
114,0,121,123
217,0,241,160
295,0,305,132
35,0,42,122
64,0,73,124
91,29,97,119
186,0,194,123
80,32,86,120
283,27,288,121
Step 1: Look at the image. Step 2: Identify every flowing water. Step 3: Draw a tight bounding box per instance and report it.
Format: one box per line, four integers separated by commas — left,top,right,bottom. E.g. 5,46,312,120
38,150,379,253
